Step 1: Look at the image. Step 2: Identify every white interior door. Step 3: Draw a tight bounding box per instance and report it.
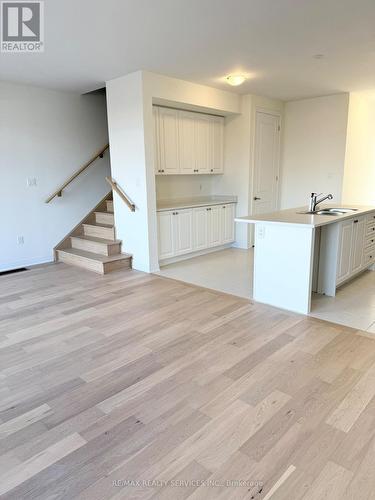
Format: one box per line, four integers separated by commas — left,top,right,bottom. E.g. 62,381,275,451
252,111,281,215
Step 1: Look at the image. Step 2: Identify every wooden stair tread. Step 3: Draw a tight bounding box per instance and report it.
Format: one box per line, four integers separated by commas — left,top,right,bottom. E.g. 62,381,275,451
95,210,114,215
71,235,121,245
57,248,131,263
82,222,114,229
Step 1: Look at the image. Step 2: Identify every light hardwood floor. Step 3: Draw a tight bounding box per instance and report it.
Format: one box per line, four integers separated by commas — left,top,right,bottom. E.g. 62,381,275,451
1,263,375,499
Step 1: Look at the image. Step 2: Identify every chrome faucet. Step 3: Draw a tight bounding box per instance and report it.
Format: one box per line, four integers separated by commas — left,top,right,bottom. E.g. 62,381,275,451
309,192,333,212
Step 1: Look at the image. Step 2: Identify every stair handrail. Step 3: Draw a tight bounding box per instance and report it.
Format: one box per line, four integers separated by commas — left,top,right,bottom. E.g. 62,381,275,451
105,176,136,212
45,144,109,203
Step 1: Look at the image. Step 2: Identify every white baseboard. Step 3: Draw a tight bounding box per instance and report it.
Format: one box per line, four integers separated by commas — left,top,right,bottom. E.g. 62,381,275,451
0,255,54,273
159,243,234,267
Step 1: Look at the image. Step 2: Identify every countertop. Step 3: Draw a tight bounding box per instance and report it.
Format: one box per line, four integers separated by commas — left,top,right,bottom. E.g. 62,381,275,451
156,195,237,212
235,204,375,228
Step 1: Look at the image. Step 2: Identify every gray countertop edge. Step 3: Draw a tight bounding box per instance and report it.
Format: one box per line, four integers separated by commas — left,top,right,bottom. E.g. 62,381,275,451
156,196,238,212
235,204,375,228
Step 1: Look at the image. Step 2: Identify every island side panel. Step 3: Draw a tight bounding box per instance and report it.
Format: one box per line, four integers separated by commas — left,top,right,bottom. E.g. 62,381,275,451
253,222,315,314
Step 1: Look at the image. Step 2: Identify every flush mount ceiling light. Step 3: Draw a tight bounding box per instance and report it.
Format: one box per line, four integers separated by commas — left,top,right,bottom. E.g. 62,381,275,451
226,74,246,86
313,54,325,59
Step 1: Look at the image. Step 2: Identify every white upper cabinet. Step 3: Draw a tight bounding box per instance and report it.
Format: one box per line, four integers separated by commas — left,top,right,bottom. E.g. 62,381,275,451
194,113,211,174
154,107,180,175
210,116,224,174
153,106,224,175
178,111,196,174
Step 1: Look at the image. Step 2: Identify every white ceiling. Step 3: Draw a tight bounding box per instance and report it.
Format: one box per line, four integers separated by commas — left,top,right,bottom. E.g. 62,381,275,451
1,0,375,100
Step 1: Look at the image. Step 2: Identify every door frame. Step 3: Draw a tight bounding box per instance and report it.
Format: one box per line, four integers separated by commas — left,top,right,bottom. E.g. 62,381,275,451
248,106,282,246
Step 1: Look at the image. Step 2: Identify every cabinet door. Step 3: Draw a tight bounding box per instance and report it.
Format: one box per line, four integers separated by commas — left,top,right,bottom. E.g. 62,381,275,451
178,111,196,174
222,204,235,243
158,107,179,174
194,114,210,173
210,116,224,174
174,209,193,255
157,211,174,259
337,220,354,284
208,206,222,247
153,107,161,174
193,207,208,250
351,216,366,274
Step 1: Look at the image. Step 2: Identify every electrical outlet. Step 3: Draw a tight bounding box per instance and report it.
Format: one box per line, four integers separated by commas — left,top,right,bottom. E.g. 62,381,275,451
257,226,265,239
17,236,24,245
27,177,37,187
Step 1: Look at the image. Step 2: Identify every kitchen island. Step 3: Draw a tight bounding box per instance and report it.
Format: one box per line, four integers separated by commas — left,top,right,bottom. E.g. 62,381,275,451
236,205,375,314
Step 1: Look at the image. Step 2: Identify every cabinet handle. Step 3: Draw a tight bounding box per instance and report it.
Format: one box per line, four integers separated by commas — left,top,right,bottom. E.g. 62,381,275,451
222,206,226,209
354,220,359,223
254,197,261,201
210,169,214,172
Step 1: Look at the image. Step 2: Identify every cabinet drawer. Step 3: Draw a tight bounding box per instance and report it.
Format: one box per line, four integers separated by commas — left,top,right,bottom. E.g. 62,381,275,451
364,250,375,266
365,235,375,248
366,213,375,223
366,224,375,236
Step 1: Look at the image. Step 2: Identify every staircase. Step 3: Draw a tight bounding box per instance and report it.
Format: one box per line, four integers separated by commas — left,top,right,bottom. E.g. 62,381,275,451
55,195,132,274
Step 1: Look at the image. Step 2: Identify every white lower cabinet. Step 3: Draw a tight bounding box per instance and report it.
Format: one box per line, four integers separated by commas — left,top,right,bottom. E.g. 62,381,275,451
174,209,193,255
157,209,193,259
208,206,222,247
193,207,209,250
158,203,236,262
337,219,354,284
337,215,366,285
222,203,235,243
351,216,366,274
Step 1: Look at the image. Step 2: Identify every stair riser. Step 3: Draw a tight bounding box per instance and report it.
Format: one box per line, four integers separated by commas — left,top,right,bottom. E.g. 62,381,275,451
71,237,121,256
106,200,114,212
83,225,115,240
95,212,114,225
57,250,104,274
103,257,132,273
57,250,131,275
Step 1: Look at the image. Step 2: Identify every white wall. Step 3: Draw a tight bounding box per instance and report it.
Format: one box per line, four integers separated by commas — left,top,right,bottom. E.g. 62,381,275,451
342,92,375,205
0,82,110,272
106,72,157,273
156,175,216,200
280,94,349,209
106,70,241,273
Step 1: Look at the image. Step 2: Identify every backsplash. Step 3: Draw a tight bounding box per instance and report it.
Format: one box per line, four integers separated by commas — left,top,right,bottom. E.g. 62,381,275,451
155,174,216,200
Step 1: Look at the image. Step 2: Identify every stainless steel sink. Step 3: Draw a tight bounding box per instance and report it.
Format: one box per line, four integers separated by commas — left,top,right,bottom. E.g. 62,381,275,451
315,210,340,216
298,207,358,215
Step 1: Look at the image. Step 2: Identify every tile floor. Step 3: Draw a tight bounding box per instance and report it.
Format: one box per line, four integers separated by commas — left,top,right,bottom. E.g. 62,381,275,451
157,247,375,333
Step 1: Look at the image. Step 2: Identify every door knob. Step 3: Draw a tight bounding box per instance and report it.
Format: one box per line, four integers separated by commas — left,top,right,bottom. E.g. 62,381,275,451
254,197,261,201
